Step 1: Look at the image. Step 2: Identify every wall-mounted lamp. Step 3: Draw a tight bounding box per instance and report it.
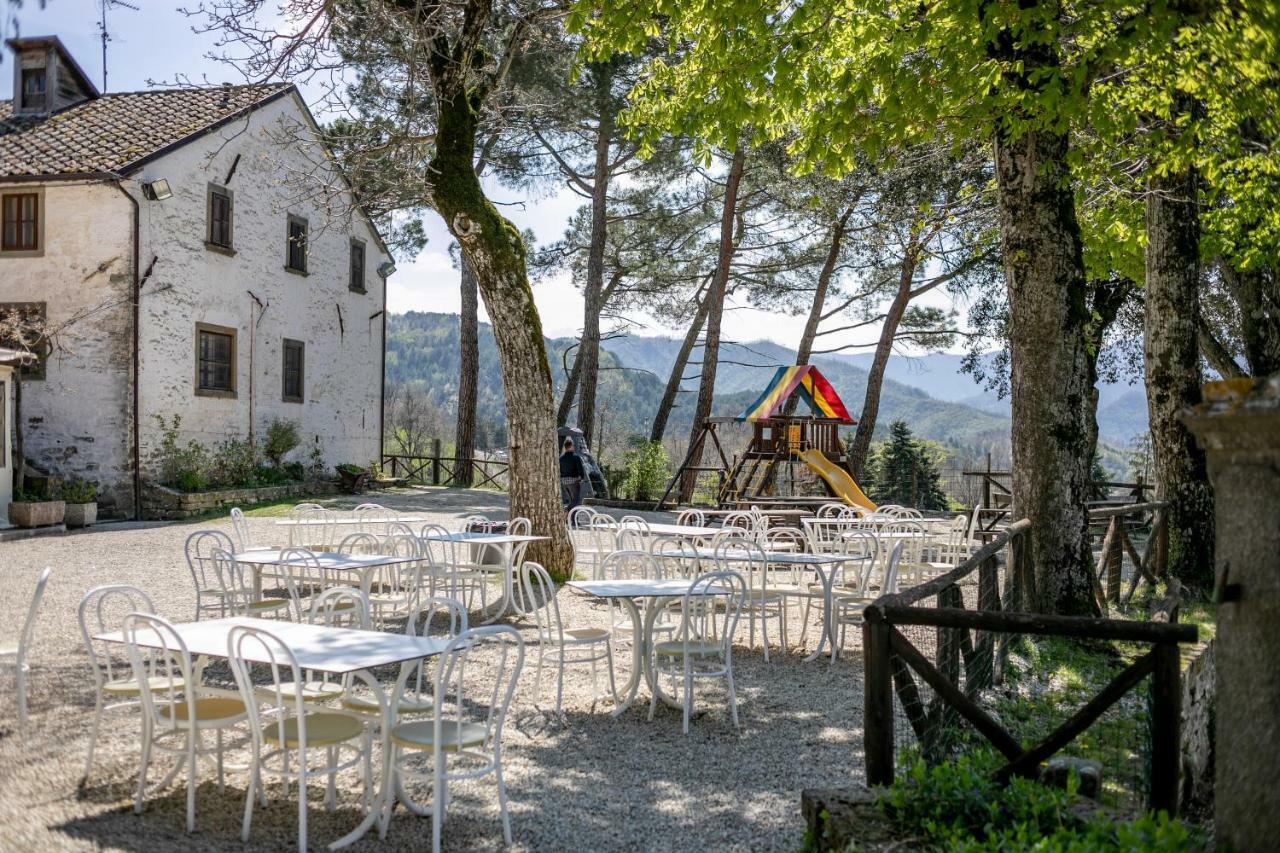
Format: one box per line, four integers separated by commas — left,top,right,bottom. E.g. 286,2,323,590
141,179,173,201
377,261,396,278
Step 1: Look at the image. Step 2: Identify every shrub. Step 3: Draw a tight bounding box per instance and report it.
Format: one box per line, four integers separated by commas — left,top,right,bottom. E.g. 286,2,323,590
621,438,669,502
282,461,305,481
878,752,1199,851
210,439,259,488
263,418,301,468
308,444,328,479
336,463,366,477
61,480,97,503
154,414,212,491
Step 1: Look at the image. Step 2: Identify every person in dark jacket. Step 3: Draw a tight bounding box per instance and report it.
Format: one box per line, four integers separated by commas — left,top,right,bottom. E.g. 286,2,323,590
560,437,587,511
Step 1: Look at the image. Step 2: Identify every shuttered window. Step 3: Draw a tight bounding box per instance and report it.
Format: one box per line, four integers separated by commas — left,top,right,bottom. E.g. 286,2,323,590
349,239,366,292
1,193,40,252
195,324,236,397
286,215,308,273
207,185,233,249
282,339,304,402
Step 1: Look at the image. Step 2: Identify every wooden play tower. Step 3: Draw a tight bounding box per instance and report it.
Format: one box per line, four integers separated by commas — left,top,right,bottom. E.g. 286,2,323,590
657,365,876,510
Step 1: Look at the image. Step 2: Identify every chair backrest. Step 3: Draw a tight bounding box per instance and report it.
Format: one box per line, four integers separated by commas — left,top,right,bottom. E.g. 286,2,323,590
507,516,532,537
298,507,335,550
763,526,806,552
652,538,701,579
185,529,237,595
385,520,416,538
712,537,768,595
79,583,155,687
354,504,390,534
519,562,563,648
619,515,650,532
802,518,854,554
336,531,380,555
425,626,524,757
418,523,457,566
881,542,904,595
289,502,325,519
721,510,757,537
308,586,370,629
278,548,331,620
227,624,316,750
398,596,470,707
209,547,258,614
602,549,662,581
678,570,745,657
816,502,846,518
887,520,927,563
122,612,195,732
841,530,881,597
459,514,490,532
230,507,253,551
376,532,423,593
566,505,597,531
614,525,648,552
675,508,707,527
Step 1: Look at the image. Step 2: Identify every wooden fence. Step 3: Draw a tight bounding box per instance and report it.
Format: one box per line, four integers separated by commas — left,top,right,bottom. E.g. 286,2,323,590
862,515,1197,814
382,450,509,490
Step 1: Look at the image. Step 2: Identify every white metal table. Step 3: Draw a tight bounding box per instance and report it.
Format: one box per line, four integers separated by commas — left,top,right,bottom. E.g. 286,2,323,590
417,532,548,622
566,578,727,716
595,521,723,539
94,616,451,849
232,550,422,602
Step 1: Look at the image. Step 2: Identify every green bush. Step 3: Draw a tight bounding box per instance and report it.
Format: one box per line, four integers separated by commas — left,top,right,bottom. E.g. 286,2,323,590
61,480,97,503
878,752,1198,852
621,438,669,502
308,445,328,480
282,461,306,481
263,418,301,468
210,439,259,488
154,414,212,491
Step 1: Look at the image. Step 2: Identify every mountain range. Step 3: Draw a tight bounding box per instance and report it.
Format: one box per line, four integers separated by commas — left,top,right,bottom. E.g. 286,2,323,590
384,312,1147,471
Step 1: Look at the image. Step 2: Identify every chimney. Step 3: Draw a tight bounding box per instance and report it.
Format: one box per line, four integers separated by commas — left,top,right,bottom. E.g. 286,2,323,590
6,36,100,117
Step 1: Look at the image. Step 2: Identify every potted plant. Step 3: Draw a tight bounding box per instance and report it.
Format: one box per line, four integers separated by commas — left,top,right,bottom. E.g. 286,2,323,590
335,463,370,494
62,480,98,528
8,486,65,528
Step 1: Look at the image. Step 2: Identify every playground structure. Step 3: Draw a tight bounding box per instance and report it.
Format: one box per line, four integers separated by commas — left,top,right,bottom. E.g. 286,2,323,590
656,365,877,510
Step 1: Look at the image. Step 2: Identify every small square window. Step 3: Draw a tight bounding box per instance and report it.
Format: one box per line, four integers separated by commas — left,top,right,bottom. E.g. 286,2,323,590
195,323,236,397
286,214,308,274
282,338,305,403
1,192,41,253
207,184,234,251
20,68,46,112
349,239,366,292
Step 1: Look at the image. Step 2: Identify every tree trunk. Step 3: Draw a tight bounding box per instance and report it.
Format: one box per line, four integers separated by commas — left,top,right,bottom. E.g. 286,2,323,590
783,206,853,418
1084,279,1132,472
555,342,581,427
454,257,479,487
1145,164,1215,591
679,142,747,503
431,89,573,579
575,64,616,446
1233,263,1280,376
848,249,918,481
993,127,1097,616
651,287,710,443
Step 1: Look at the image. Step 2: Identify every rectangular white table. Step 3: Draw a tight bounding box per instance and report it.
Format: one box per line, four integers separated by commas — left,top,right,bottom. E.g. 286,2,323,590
417,532,549,622
595,522,722,539
232,550,422,602
95,616,451,848
567,578,729,716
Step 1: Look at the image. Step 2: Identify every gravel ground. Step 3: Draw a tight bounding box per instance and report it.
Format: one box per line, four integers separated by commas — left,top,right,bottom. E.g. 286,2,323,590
0,488,867,852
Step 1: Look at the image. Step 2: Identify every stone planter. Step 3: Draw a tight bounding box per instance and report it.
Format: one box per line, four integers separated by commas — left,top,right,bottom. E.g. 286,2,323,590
8,500,66,528
64,501,98,528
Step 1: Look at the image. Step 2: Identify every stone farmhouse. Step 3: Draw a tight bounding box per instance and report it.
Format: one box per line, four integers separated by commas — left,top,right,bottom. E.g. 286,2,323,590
0,36,392,518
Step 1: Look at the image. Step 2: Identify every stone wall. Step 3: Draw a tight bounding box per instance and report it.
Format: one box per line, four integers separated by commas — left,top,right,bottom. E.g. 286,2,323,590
0,180,136,514
140,479,337,520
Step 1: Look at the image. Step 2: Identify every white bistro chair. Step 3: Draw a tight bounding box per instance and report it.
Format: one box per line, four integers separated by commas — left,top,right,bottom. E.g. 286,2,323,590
521,561,615,715
2,566,51,735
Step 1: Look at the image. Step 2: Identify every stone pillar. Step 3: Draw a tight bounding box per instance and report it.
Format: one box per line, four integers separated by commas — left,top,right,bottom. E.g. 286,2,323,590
1184,375,1280,850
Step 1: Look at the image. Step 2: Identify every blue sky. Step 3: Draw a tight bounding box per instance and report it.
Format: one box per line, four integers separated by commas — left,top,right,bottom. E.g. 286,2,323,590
3,1,965,353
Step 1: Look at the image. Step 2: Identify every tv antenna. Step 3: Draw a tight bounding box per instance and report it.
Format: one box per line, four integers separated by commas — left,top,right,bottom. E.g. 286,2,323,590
97,0,140,92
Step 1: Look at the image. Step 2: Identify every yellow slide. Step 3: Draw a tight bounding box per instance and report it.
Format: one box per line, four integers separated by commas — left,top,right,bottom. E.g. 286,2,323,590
795,448,878,511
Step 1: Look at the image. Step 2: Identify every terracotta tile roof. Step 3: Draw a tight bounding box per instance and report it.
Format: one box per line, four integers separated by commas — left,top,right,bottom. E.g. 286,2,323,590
0,83,292,178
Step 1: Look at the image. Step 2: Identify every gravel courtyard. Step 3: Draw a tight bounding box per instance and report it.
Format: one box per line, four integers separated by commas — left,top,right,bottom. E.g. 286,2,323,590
0,487,868,852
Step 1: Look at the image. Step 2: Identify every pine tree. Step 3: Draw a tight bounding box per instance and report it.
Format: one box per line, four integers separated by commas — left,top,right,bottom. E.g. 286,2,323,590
867,421,949,511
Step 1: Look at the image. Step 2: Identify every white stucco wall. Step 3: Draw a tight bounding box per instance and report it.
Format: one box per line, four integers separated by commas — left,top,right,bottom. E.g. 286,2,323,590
0,180,135,512
131,91,390,483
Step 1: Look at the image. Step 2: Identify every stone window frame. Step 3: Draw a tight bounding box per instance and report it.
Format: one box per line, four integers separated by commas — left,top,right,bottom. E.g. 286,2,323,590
285,213,309,275
0,187,44,257
205,183,235,255
349,237,367,293
194,322,237,399
281,338,305,403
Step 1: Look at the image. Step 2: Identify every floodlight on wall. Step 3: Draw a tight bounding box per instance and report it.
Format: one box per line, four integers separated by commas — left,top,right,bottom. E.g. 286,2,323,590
141,179,173,201
377,261,396,278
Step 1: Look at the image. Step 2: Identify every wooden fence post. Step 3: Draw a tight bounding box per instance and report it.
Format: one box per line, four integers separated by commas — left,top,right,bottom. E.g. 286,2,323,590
864,618,895,787
1106,517,1123,603
1149,641,1182,814
430,438,441,486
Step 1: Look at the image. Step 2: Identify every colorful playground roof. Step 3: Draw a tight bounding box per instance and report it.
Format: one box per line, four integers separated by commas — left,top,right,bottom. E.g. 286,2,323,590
737,365,855,424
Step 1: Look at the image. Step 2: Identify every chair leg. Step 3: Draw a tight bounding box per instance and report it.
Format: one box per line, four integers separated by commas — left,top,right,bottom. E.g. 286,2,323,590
241,746,258,842
496,754,513,845
186,730,198,832
432,751,445,853
16,667,28,734
84,692,104,783
533,645,544,706
135,720,153,815
297,753,309,853
682,665,692,735
217,728,225,792
726,666,740,730
554,651,566,717
326,745,337,810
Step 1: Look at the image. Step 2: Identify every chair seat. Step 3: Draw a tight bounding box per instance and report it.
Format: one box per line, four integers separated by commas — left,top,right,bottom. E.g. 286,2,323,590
563,627,610,643
0,643,18,658
264,712,364,748
654,638,722,657
244,598,291,614
104,674,187,695
744,591,783,607
367,592,412,606
391,719,487,752
342,692,431,714
161,697,247,723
